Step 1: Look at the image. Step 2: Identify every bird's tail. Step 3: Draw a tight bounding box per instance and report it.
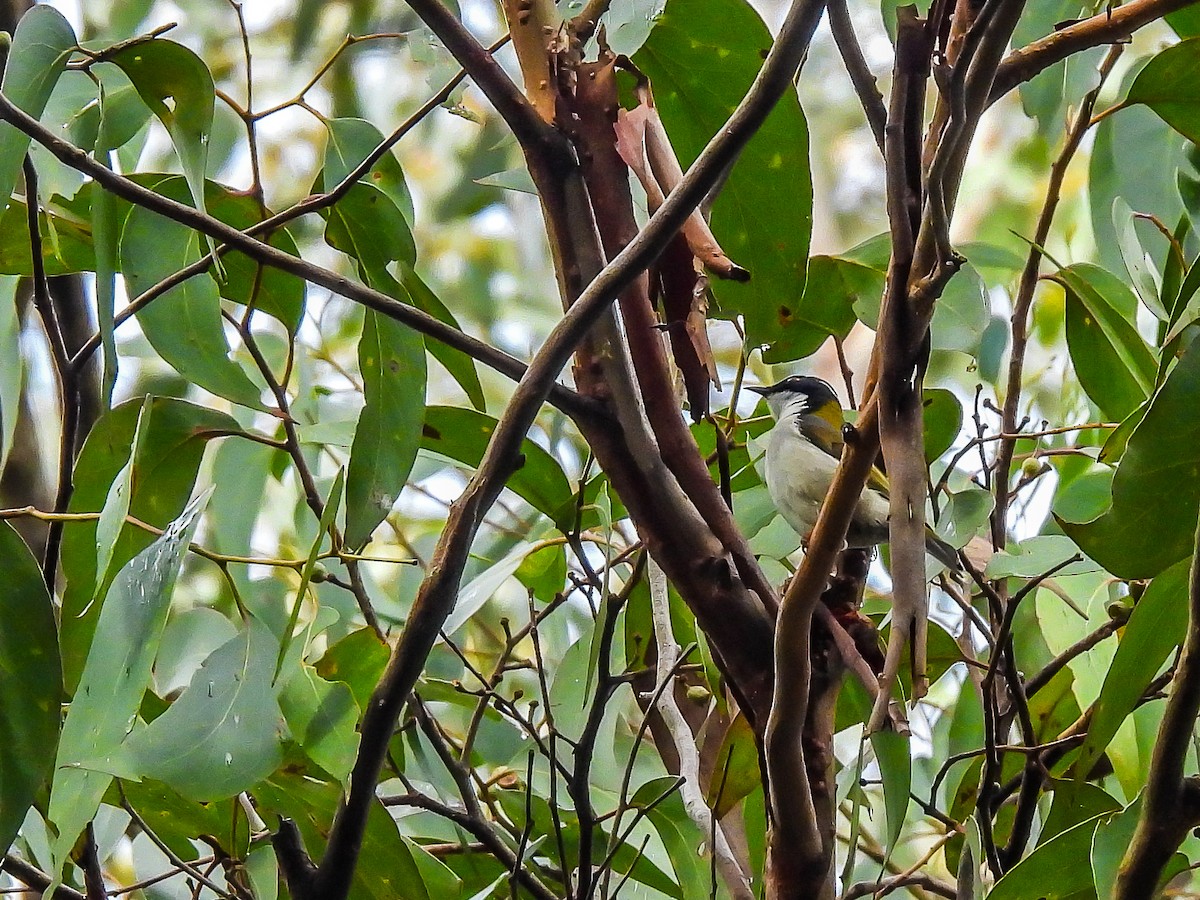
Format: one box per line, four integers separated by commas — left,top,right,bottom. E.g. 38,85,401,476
925,528,961,572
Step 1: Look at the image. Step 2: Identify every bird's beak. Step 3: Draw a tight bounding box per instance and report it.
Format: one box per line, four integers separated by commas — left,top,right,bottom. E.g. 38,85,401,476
746,385,768,396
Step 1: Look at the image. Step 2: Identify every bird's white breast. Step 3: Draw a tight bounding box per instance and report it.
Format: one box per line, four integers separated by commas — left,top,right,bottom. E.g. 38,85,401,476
762,417,890,544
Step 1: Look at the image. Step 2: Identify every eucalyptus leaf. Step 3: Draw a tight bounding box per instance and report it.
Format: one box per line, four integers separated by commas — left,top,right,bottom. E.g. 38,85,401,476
635,0,812,354
126,620,284,801
0,6,76,208
0,521,60,857
1126,36,1200,145
47,490,209,884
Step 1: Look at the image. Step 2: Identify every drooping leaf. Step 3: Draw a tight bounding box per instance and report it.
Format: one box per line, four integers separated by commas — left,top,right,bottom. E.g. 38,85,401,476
0,521,60,856
635,0,812,356
1112,197,1166,320
60,398,240,691
47,490,208,884
986,814,1104,900
121,201,267,409
1053,263,1157,419
707,713,759,817
253,772,437,900
116,778,246,861
762,255,878,362
279,665,361,785
111,41,218,238
124,620,284,801
0,275,20,472
1071,559,1189,780
400,268,485,410
1060,339,1200,578
635,777,709,900
324,181,416,271
1090,65,1187,277
345,307,425,549
871,730,911,857
314,627,390,711
0,6,76,207
922,388,962,463
1126,37,1200,145
322,117,415,225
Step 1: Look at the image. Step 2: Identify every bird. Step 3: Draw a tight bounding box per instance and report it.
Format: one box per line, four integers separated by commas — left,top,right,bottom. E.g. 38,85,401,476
747,375,959,571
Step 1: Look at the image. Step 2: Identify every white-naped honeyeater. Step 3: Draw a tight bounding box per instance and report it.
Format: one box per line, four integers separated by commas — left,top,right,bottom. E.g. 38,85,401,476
748,375,959,571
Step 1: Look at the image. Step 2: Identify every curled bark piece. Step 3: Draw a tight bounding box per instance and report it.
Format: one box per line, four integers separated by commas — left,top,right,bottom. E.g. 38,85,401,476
615,101,750,282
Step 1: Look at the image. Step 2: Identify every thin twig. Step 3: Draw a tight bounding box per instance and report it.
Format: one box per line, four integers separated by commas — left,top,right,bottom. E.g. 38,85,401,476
826,0,886,152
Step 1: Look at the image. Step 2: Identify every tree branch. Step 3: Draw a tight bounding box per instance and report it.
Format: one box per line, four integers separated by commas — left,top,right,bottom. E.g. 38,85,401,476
827,0,886,152
0,91,599,423
2,854,86,900
989,0,1200,104
1114,516,1200,897
304,0,831,894
991,44,1121,547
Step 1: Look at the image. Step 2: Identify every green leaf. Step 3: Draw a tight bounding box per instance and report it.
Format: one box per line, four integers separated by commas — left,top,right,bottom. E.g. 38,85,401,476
870,730,911,857
442,541,536,637
1089,65,1187,277
1054,263,1156,419
279,665,361,785
117,778,247,861
635,777,708,899
421,406,574,529
762,255,878,362
253,773,435,900
324,182,416,270
94,397,150,601
635,0,812,354
922,388,962,463
0,6,76,206
1060,339,1200,578
121,201,268,410
277,469,344,674
0,274,21,472
125,620,283,801
0,521,60,855
60,398,239,690
92,150,119,408
984,535,1098,580
1112,197,1166,320
315,627,390,711
47,490,208,884
111,41,218,241
345,307,425,549
1040,781,1120,846
1126,37,1200,145
987,814,1104,899
706,713,759,817
1072,559,1189,780
1168,6,1200,37
401,268,485,410
323,117,415,223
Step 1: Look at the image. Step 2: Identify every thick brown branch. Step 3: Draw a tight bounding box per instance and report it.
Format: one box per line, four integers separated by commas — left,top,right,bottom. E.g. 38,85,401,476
2,855,86,900
1114,517,1200,897
990,0,1200,104
308,0,831,894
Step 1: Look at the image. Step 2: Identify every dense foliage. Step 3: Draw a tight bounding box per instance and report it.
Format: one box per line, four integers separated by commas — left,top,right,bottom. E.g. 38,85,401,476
3,0,1200,898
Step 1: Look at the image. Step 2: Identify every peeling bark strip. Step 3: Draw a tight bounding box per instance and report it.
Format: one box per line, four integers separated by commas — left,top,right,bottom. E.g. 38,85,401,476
611,86,747,418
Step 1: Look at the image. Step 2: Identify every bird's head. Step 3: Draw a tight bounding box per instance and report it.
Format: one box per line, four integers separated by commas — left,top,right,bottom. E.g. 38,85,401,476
747,376,843,432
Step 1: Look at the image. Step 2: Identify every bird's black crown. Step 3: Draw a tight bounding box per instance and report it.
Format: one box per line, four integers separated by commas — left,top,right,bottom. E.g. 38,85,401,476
748,375,838,407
